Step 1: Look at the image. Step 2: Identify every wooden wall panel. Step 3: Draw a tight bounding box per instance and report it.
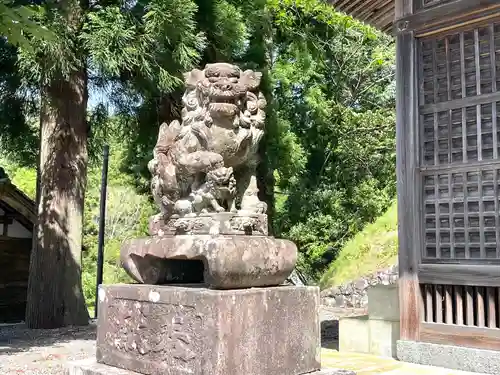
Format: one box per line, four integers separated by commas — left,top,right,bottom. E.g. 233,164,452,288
0,237,32,323
421,322,500,351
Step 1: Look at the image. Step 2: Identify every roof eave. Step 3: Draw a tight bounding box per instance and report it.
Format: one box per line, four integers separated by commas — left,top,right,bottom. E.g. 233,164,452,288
328,0,395,34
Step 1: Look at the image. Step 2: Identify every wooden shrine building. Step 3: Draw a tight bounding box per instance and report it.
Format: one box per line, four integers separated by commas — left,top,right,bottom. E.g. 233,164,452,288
330,0,500,372
0,168,35,323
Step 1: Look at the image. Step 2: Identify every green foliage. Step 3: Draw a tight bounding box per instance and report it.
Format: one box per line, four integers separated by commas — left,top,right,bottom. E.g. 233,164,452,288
320,200,398,289
17,5,84,86
0,38,39,165
83,0,206,93
269,0,396,280
0,0,53,49
211,1,248,57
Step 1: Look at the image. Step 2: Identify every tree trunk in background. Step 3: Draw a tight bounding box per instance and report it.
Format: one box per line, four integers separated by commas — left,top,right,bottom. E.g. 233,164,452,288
25,69,89,328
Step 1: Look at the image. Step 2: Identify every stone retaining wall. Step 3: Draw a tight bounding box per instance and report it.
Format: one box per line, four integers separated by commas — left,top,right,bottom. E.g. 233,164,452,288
320,264,398,308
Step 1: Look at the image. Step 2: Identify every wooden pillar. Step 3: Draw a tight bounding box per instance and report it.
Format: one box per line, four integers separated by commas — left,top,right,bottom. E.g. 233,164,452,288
0,209,13,237
395,0,421,342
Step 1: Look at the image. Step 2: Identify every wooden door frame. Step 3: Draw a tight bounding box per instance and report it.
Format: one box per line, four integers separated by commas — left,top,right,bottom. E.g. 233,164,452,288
396,0,421,342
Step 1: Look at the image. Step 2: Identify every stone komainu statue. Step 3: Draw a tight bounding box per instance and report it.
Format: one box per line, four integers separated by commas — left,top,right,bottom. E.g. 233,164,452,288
148,63,267,220
121,63,297,289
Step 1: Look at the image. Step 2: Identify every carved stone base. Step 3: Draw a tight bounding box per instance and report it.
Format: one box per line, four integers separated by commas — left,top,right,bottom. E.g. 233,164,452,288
93,284,344,375
120,235,297,289
66,360,356,375
149,212,269,236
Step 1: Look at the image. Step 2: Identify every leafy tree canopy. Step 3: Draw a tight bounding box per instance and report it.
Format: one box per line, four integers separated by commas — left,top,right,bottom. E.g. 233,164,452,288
268,0,396,279
0,0,53,48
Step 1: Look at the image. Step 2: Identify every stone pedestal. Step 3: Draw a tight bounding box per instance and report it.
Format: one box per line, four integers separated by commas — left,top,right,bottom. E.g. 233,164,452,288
66,283,356,375
95,284,323,375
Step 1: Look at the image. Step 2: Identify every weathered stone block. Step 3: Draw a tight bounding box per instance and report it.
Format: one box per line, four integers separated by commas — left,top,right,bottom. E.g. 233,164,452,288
67,359,356,375
338,315,370,354
368,319,399,358
96,284,321,375
367,284,399,322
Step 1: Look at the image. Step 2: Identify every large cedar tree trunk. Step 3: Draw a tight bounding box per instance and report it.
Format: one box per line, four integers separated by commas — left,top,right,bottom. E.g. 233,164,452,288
25,69,90,328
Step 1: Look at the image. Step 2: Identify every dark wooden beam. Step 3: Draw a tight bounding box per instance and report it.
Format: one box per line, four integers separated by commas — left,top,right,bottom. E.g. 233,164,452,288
0,215,13,225
419,159,500,174
419,264,500,287
0,200,33,233
394,0,500,35
420,91,500,115
0,214,13,236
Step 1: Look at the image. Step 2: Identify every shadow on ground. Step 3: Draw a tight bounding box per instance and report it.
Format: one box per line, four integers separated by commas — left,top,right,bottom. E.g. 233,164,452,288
0,317,339,354
321,319,339,350
0,321,96,354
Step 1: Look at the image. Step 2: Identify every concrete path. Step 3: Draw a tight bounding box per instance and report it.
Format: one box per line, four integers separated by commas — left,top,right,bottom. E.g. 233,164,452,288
321,350,488,375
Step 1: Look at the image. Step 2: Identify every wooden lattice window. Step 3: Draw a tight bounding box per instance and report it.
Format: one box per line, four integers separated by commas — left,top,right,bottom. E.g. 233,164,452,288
421,105,500,166
423,167,500,260
420,26,500,107
419,22,500,263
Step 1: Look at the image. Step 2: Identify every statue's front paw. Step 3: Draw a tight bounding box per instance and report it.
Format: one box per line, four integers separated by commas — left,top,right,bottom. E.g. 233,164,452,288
161,196,173,207
216,206,226,213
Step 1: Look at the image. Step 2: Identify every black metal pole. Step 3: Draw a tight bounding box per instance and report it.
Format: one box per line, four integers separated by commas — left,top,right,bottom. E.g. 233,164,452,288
94,144,109,319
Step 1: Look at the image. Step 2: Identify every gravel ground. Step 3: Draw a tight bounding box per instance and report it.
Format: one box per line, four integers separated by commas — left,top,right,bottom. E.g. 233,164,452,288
0,321,97,374
0,307,365,374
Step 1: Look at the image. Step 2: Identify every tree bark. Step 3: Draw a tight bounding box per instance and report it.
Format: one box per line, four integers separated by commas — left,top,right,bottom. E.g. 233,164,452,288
25,69,89,328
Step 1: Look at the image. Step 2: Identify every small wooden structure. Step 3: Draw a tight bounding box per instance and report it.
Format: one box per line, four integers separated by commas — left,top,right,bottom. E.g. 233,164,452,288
0,172,35,323
332,0,500,357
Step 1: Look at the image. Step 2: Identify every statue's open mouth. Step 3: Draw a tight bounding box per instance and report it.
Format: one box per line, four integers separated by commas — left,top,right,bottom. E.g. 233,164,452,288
209,103,238,116
208,94,238,116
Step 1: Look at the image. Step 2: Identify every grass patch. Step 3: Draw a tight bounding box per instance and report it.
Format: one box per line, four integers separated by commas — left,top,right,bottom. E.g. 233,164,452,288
319,200,398,289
